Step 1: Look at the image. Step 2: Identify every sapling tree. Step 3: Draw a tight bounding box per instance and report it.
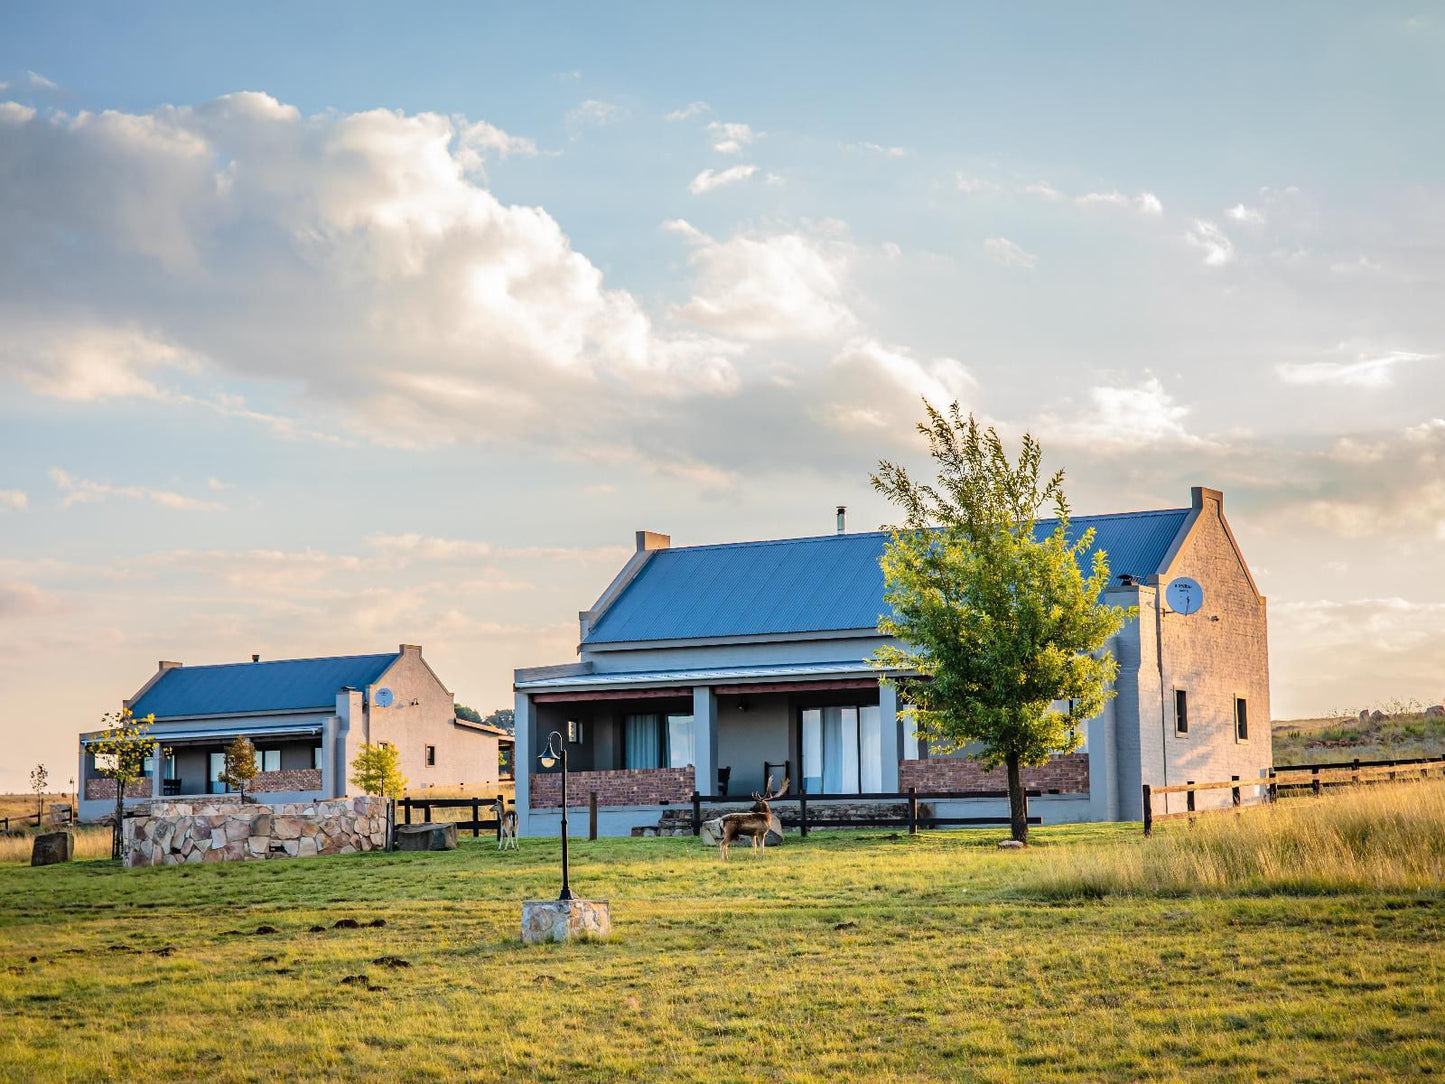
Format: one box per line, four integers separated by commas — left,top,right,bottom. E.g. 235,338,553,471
90,709,159,859
871,402,1133,844
220,735,259,801
350,743,408,798
29,763,48,823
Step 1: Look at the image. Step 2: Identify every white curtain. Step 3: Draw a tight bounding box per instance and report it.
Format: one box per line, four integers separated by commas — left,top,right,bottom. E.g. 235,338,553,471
666,714,695,768
859,705,883,792
625,714,661,769
802,708,823,793
838,707,861,794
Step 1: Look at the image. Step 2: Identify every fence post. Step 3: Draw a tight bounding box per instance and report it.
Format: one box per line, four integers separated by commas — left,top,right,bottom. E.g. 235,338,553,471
799,790,809,838
1312,767,1321,797
423,802,432,824
691,790,701,836
1141,784,1152,837
471,798,480,838
1186,781,1195,826
1268,771,1278,804
588,791,598,841
403,798,412,825
1352,758,1360,785
1231,775,1240,809
907,786,918,835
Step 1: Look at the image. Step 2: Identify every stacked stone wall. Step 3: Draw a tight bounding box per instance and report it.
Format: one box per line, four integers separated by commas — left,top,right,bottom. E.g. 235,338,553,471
530,766,695,809
899,753,1090,794
122,796,387,867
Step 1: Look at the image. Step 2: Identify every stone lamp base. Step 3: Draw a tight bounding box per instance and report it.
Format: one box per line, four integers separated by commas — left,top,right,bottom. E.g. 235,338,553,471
521,898,611,945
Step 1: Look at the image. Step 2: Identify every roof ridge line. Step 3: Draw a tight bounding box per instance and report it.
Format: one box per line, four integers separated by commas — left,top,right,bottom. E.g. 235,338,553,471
654,506,1191,554
152,651,399,673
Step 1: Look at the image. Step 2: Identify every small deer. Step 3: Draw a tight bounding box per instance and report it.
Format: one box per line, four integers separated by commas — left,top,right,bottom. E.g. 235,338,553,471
494,798,518,851
717,776,789,861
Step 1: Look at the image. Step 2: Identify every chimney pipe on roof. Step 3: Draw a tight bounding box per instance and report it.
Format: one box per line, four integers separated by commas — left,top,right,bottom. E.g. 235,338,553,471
251,654,260,663
836,506,846,535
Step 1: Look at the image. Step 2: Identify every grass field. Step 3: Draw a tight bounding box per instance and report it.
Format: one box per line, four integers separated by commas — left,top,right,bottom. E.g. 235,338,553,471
2,782,1443,1082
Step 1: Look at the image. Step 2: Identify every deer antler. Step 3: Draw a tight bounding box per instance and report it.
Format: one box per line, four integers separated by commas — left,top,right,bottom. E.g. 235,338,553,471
766,776,790,800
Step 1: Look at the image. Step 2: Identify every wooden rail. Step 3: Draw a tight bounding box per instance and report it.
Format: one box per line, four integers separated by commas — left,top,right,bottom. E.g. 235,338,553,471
0,806,74,833
398,795,516,840
690,787,1047,837
1141,757,1445,835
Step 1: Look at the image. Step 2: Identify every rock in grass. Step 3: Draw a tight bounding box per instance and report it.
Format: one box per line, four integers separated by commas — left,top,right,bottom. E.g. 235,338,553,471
31,831,75,867
997,839,1025,850
333,918,360,929
394,822,457,851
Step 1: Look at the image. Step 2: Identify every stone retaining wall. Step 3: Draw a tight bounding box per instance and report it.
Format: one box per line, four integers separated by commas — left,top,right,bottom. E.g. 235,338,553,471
123,796,387,867
530,766,695,809
900,753,1090,794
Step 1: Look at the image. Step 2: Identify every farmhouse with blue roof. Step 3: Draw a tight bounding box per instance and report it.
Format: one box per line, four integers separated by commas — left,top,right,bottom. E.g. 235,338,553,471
78,644,506,821
514,486,1272,836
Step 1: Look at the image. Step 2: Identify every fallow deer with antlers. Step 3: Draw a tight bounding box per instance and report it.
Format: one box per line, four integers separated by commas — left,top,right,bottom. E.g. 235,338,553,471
494,797,518,851
716,776,789,860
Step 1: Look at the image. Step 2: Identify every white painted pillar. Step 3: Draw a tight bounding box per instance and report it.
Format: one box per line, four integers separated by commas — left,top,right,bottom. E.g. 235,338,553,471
514,691,534,837
878,680,901,791
692,686,719,797
321,716,340,798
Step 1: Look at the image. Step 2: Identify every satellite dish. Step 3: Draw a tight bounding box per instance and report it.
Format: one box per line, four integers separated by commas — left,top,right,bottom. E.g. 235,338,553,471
1165,577,1203,616
374,687,394,708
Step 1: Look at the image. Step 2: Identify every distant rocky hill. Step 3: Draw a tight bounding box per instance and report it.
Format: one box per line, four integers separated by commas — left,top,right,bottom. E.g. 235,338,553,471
1273,704,1445,766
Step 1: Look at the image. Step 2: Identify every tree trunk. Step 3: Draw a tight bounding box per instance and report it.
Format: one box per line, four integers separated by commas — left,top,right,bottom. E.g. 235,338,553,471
1005,751,1028,844
113,786,124,861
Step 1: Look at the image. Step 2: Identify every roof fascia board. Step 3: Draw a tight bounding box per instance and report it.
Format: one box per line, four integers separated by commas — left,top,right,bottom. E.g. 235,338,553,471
1154,488,1263,601
123,663,180,713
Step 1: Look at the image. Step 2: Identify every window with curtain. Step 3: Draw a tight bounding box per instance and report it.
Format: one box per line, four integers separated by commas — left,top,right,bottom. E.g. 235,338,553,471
802,705,883,794
624,713,662,769
666,714,694,768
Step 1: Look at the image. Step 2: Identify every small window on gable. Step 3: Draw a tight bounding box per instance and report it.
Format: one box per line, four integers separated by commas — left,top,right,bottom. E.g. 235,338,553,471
425,745,436,767
1175,690,1189,736
1235,698,1249,742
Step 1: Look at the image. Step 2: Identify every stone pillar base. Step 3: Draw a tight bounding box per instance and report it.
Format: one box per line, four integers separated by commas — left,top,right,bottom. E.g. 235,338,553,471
521,898,611,945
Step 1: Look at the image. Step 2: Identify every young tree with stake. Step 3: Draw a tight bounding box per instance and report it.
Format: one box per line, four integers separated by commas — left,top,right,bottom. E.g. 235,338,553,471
30,763,48,823
871,402,1133,844
350,743,408,798
220,735,259,802
89,709,159,860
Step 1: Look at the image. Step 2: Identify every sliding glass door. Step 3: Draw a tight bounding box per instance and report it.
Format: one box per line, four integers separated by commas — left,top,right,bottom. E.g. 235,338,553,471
801,705,883,794
623,712,696,770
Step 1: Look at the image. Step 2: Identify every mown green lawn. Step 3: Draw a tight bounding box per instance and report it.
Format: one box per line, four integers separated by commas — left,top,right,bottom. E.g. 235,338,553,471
1,823,1441,1082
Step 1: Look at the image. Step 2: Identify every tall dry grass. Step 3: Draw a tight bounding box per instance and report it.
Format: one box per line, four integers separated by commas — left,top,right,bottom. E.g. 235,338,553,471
0,826,114,865
1034,778,1445,897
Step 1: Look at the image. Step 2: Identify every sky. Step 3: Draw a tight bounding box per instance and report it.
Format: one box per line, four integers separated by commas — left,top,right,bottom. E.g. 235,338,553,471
1,3,1443,790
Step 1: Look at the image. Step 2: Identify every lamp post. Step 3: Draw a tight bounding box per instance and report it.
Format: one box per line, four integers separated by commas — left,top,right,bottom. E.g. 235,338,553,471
537,730,573,901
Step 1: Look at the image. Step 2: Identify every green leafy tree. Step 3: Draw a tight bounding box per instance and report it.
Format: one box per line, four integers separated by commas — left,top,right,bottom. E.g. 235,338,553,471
29,763,48,822
871,403,1133,843
454,703,483,724
220,735,259,801
350,743,408,798
90,709,158,859
482,708,515,733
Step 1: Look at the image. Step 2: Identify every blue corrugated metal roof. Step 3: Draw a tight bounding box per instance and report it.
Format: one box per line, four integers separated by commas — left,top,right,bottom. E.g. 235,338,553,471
129,653,399,720
583,508,1189,645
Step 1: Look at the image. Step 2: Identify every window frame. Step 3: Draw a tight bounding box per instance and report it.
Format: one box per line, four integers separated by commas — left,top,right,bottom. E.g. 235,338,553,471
1234,696,1249,743
425,744,437,767
1174,689,1189,737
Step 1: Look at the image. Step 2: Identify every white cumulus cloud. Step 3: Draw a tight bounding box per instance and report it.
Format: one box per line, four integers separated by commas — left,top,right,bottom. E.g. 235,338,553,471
1185,220,1235,266
689,164,757,194
0,490,27,509
707,121,754,154
1276,350,1435,389
983,237,1037,270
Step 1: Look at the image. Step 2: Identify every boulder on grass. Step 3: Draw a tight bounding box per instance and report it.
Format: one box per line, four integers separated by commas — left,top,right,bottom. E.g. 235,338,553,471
395,822,457,852
698,813,783,847
31,830,75,867
1425,705,1445,719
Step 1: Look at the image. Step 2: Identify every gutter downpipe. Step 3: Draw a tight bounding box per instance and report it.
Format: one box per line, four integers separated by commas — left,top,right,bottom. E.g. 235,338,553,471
1154,581,1169,811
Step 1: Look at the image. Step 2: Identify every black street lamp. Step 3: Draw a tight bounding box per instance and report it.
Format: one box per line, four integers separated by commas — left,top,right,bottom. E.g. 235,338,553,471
537,730,573,901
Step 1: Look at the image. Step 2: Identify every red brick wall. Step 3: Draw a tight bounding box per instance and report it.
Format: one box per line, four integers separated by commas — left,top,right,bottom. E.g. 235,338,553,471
530,766,696,809
85,778,151,800
899,753,1089,794
252,769,323,793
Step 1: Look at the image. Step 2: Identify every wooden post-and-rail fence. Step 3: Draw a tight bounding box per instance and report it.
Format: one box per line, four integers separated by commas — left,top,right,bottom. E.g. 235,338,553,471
1141,755,1445,836
0,806,74,834
689,787,1045,836
398,795,516,841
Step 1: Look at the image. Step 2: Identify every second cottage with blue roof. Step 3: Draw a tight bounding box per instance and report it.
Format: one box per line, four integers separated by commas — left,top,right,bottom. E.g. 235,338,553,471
514,486,1272,836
